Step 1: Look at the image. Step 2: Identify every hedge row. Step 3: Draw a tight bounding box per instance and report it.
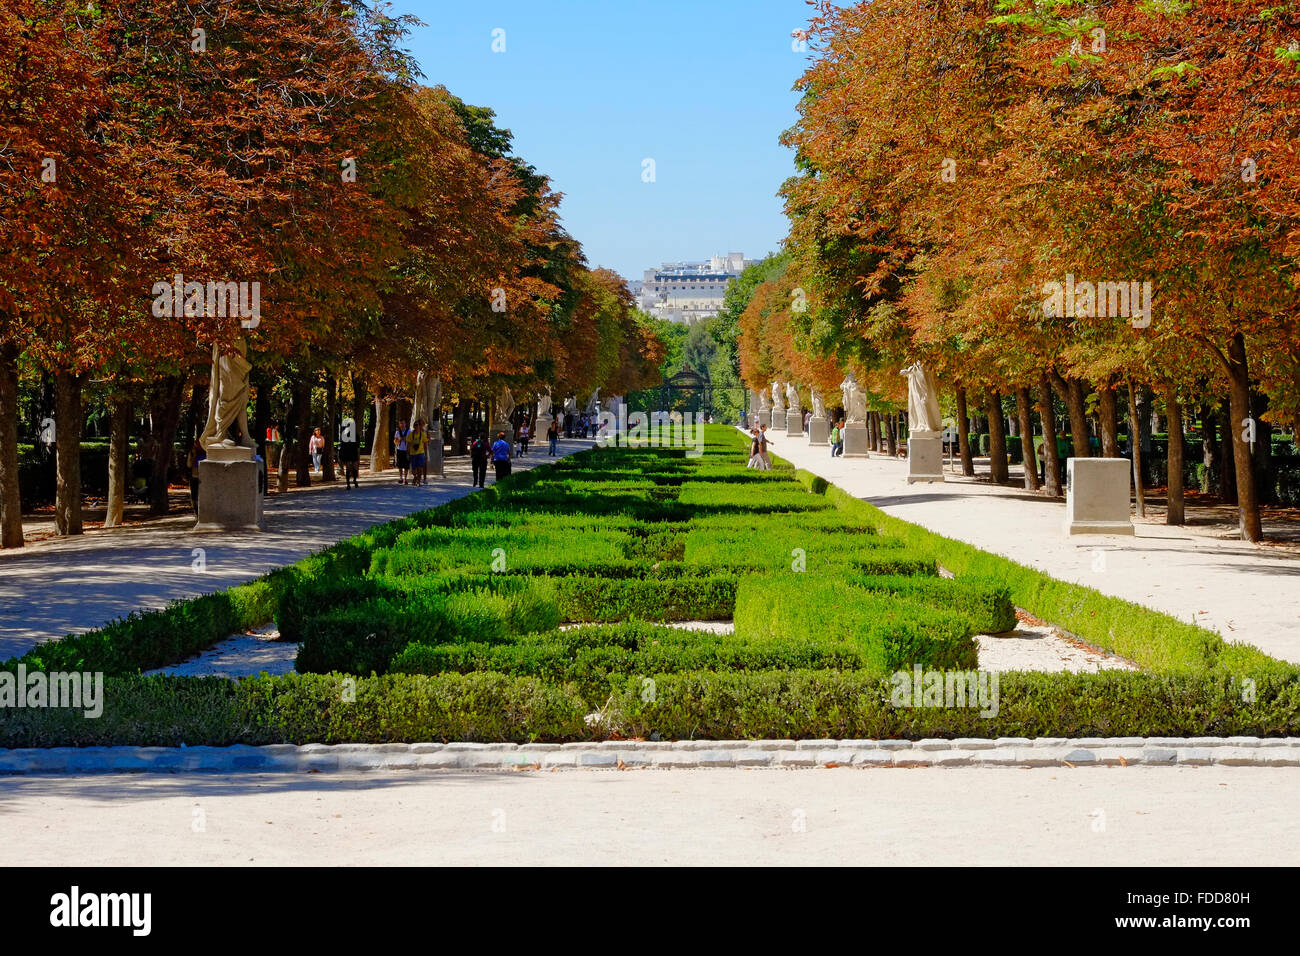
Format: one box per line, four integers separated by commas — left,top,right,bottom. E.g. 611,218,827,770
4,667,1297,747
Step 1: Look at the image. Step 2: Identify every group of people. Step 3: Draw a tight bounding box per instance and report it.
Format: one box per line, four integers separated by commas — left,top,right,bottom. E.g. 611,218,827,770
390,419,433,486
562,413,599,438
828,419,847,457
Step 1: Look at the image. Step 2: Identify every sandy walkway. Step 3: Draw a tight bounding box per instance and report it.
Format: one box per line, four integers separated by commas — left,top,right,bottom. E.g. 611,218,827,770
1,766,1294,866
765,430,1300,664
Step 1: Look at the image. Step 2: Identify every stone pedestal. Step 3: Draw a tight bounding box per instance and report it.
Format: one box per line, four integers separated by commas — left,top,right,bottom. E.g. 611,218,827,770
194,457,263,532
491,423,516,459
906,432,945,483
786,410,803,437
429,430,445,477
1064,457,1134,535
535,414,554,443
758,410,771,429
842,423,870,458
807,417,829,446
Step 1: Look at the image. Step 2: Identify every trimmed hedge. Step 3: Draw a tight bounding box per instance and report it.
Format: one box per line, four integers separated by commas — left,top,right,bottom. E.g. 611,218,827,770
4,666,1297,746
556,576,738,622
733,576,979,672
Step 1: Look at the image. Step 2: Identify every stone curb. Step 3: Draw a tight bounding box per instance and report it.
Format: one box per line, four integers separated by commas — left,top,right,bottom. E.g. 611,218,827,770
2,738,1300,774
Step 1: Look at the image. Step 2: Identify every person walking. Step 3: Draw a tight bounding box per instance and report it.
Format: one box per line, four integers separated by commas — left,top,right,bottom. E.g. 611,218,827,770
747,428,763,469
491,430,512,482
309,427,325,475
758,424,773,470
518,421,530,456
470,430,489,488
832,420,845,457
392,419,411,484
408,419,429,486
547,419,559,456
338,421,359,489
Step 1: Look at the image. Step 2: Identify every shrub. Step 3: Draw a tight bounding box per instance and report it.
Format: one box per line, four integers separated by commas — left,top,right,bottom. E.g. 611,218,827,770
556,576,738,622
733,576,978,672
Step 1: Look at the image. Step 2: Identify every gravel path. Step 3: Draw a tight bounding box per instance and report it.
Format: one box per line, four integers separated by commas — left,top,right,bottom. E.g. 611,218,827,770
1,766,1294,865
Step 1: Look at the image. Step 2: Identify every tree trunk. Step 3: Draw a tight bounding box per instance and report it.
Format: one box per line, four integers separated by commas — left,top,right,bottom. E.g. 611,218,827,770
370,394,391,473
884,414,897,456
0,342,24,548
1163,386,1185,525
1223,333,1261,541
1036,376,1062,496
956,387,974,476
1016,387,1039,491
103,396,130,528
1199,404,1217,493
986,391,1009,484
1098,386,1119,457
351,373,369,452
147,375,185,516
54,369,84,535
1249,389,1273,505
1127,382,1145,519
295,376,312,487
1051,371,1090,458
322,373,336,482
1217,403,1236,503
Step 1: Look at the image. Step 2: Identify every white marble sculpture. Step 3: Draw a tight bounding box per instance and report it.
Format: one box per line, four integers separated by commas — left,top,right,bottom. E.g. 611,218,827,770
758,389,771,413
770,380,785,419
537,388,553,419
497,386,516,422
785,381,801,412
902,362,942,435
811,387,826,420
586,388,601,415
839,371,867,425
200,339,256,458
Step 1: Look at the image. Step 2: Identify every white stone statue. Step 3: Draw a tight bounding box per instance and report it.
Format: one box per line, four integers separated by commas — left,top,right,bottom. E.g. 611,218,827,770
200,339,256,457
563,395,578,416
839,371,867,425
537,388,553,419
785,381,801,412
810,387,826,420
770,380,785,418
497,386,515,422
902,362,942,435
585,388,600,415
413,371,441,426
758,389,771,413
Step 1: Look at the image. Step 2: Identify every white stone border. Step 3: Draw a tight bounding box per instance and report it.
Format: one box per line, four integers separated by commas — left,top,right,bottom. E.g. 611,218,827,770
2,738,1299,773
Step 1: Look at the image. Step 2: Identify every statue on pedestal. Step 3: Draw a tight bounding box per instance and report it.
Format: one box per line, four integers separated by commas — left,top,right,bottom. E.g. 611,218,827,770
537,388,553,419
839,371,867,425
758,389,771,414
810,388,826,420
785,381,801,413
200,339,256,459
770,380,786,419
902,362,942,434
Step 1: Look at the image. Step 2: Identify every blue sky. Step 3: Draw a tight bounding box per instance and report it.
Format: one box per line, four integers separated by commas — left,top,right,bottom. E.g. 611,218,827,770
388,0,819,279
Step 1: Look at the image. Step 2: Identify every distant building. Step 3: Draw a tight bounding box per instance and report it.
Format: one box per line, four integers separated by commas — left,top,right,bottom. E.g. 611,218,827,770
637,253,757,323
